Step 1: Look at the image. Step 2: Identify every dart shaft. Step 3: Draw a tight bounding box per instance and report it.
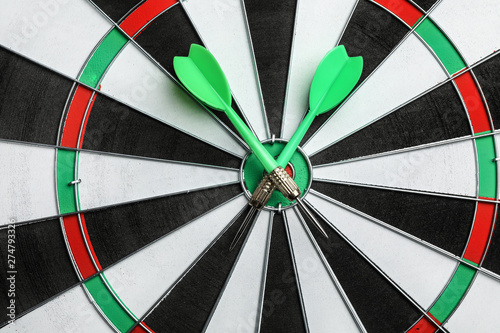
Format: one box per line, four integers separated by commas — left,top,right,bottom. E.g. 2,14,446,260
277,110,316,167
222,103,278,173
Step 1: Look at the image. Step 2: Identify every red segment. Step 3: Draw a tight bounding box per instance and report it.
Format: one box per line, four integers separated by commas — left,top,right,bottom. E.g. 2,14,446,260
463,202,496,264
372,0,423,26
407,315,438,333
454,72,492,134
61,85,96,148
63,214,98,279
80,215,102,271
132,323,156,333
119,0,177,37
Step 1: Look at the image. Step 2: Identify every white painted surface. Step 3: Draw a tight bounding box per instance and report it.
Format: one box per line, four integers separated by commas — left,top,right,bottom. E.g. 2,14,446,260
204,211,271,333
103,195,247,317
182,0,269,141
0,0,112,78
0,285,113,332
0,142,58,225
313,139,477,197
430,0,500,65
286,209,361,333
304,34,448,156
281,0,358,140
445,271,500,332
307,192,457,309
100,43,247,158
77,150,240,210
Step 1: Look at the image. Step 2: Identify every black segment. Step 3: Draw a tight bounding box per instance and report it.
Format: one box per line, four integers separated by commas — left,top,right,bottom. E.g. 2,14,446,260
310,81,470,165
303,0,410,144
144,205,250,333
134,5,248,139
482,210,500,275
311,182,475,256
0,48,73,145
91,0,144,23
412,0,439,11
244,0,297,137
85,185,242,268
260,214,306,333
473,55,500,130
135,4,201,77
82,93,241,169
0,219,79,323
303,208,422,333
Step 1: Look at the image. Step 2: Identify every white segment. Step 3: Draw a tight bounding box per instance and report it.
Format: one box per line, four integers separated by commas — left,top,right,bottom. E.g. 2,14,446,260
445,271,500,332
182,0,269,140
307,192,457,309
204,211,271,333
103,195,246,317
313,139,477,197
0,285,113,332
286,209,361,333
304,34,448,156
281,0,358,140
430,0,500,65
100,43,246,157
0,0,111,78
77,150,239,210
0,142,58,225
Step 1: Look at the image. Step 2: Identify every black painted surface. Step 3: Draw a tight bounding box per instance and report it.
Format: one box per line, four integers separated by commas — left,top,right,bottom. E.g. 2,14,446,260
0,48,72,145
85,185,242,268
473,55,500,130
260,214,306,333
310,82,470,165
135,4,201,78
244,0,297,138
91,0,144,23
303,209,422,333
83,93,241,169
145,205,250,333
412,0,439,11
482,211,500,275
303,0,410,144
0,219,79,325
311,182,475,256
134,5,247,139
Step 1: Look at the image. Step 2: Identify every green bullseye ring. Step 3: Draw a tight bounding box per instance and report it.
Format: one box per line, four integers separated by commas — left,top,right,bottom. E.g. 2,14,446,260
241,139,312,209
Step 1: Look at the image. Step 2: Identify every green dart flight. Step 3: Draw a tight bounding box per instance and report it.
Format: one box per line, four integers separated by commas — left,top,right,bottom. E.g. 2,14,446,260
173,44,301,203
232,45,363,249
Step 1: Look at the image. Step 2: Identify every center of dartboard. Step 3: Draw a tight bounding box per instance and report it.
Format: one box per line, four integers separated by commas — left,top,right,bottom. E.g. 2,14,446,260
240,139,312,210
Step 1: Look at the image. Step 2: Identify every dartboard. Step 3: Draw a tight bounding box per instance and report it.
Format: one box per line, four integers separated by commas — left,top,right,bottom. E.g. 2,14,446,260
1,0,499,332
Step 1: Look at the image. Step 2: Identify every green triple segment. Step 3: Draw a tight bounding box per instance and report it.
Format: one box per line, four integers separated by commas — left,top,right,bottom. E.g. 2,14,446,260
79,28,128,88
414,18,466,75
428,263,476,323
475,135,497,199
57,150,78,214
85,275,136,332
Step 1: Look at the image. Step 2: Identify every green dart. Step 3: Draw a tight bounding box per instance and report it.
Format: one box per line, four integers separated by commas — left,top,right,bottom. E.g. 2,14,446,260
231,45,363,249
173,44,301,202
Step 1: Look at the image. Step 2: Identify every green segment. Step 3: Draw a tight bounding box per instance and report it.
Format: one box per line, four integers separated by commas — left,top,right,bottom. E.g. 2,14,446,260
79,28,128,87
415,18,466,75
429,264,476,323
244,142,311,208
462,258,479,267
475,136,497,198
85,275,135,332
56,149,77,214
